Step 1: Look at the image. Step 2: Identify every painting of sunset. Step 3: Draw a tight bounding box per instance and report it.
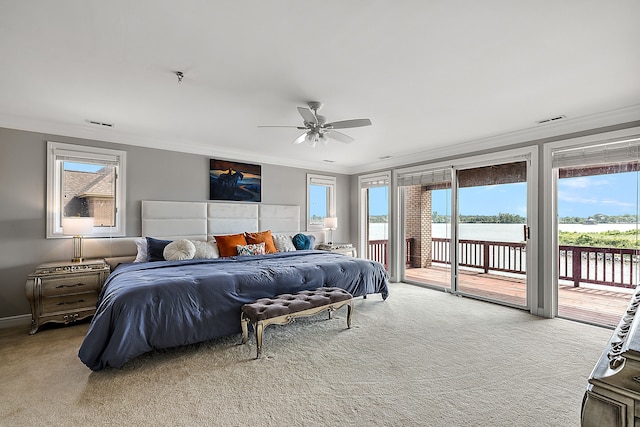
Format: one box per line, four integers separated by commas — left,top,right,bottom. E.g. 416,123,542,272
209,159,261,202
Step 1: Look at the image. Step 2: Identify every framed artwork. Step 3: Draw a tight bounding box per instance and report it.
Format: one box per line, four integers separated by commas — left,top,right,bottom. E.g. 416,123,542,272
209,159,261,202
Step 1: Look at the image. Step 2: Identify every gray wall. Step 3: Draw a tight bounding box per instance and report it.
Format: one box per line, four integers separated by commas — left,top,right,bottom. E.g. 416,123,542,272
0,127,351,319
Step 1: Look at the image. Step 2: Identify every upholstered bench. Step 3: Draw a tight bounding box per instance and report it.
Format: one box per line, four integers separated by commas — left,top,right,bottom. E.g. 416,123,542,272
240,287,353,358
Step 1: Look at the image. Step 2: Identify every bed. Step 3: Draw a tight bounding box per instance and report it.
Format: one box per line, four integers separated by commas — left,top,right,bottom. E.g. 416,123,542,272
78,201,389,370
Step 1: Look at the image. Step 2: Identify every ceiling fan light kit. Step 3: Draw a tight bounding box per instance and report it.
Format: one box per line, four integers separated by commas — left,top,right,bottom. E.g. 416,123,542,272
259,101,371,148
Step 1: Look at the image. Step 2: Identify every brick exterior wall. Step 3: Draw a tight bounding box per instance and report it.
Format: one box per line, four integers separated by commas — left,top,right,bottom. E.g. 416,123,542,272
404,185,432,267
87,197,115,227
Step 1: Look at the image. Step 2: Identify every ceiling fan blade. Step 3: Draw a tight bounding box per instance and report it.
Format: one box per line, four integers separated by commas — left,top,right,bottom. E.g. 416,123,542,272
297,107,317,125
326,130,355,144
326,118,372,129
292,132,308,145
258,125,307,129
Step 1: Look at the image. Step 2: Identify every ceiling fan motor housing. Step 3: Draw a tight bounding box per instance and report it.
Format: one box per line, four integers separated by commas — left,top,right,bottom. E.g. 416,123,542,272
308,101,323,112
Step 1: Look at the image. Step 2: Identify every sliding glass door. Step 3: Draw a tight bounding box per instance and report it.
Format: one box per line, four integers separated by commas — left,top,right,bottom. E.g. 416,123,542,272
359,172,391,270
456,161,528,307
401,168,452,291
398,148,535,310
552,137,640,327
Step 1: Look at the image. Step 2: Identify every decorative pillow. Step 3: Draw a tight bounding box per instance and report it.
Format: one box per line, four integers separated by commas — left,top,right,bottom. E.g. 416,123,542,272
214,233,248,257
272,234,296,252
307,234,317,250
292,233,311,250
147,237,172,262
163,239,196,261
236,242,266,256
134,237,148,262
245,230,277,254
190,240,219,259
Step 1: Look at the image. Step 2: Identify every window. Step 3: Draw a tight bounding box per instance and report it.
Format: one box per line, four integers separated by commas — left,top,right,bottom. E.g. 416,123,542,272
47,141,126,238
358,171,391,267
307,174,336,230
550,134,640,326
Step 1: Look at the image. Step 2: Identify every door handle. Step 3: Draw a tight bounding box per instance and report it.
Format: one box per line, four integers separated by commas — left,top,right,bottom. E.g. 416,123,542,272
523,225,530,241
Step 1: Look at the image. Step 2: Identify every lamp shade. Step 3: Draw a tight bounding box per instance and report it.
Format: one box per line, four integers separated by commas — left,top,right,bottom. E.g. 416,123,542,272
323,216,338,230
62,217,94,236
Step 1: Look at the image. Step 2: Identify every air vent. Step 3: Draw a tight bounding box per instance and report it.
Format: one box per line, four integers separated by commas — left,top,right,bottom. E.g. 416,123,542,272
536,115,566,125
86,120,115,128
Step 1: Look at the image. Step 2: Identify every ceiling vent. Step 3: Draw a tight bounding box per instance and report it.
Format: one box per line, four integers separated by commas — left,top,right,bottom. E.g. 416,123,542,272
86,120,115,128
536,115,566,125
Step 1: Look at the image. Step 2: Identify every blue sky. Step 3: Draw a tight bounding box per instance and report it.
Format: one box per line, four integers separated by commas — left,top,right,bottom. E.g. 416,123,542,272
368,186,389,215
366,171,640,218
557,173,638,217
309,185,328,217
64,161,104,172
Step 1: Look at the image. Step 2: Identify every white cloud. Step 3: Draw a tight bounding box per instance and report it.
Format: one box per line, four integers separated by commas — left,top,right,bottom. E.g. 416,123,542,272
560,176,611,189
557,190,600,204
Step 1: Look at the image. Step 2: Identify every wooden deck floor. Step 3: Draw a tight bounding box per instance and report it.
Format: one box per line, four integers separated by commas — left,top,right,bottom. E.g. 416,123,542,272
404,266,634,328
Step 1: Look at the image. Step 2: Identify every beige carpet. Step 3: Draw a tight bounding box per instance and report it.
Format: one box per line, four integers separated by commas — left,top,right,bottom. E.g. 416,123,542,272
0,283,612,426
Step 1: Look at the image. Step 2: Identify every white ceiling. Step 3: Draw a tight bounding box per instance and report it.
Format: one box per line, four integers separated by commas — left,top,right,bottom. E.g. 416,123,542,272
1,1,639,174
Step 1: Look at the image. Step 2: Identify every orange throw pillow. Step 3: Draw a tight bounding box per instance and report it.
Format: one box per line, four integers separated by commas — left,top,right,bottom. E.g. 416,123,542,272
245,230,277,254
214,233,248,257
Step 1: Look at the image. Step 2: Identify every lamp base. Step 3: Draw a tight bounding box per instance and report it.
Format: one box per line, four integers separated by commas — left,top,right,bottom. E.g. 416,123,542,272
71,236,85,263
327,229,333,245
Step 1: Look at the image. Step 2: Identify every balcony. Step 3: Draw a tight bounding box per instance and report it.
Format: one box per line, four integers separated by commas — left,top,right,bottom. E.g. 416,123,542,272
366,238,638,328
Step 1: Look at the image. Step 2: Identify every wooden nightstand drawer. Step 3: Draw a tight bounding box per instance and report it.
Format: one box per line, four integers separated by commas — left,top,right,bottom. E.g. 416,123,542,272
41,292,98,314
41,274,101,297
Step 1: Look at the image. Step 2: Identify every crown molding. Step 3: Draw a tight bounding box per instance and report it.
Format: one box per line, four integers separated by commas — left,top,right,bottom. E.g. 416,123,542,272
2,104,639,176
349,104,640,175
0,114,352,175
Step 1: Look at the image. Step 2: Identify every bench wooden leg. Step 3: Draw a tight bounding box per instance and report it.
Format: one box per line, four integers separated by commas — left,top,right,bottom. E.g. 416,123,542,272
241,315,265,359
241,313,249,344
255,321,264,359
347,301,353,329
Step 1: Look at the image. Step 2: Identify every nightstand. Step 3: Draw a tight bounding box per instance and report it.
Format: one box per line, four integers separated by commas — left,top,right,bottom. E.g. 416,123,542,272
25,259,110,335
316,243,357,257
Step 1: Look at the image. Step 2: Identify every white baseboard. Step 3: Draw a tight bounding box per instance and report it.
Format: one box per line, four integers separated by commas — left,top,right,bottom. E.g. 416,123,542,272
0,314,31,329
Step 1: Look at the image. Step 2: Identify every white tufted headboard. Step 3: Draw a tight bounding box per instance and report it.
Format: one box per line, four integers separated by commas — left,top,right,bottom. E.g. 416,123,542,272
141,201,301,240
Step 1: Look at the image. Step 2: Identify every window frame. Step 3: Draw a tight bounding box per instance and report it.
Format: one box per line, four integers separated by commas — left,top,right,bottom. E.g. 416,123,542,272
46,141,127,238
542,128,640,319
306,173,336,231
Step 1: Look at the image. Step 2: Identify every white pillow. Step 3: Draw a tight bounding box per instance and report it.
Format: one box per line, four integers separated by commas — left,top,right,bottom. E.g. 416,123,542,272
190,240,219,259
134,237,148,262
273,234,296,252
163,239,196,261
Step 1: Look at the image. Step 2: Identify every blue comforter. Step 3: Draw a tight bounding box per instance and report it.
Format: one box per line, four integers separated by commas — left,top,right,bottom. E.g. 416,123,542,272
78,250,389,370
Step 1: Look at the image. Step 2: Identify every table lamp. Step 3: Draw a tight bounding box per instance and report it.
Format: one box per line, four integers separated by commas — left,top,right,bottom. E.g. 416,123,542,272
62,217,94,262
323,216,338,244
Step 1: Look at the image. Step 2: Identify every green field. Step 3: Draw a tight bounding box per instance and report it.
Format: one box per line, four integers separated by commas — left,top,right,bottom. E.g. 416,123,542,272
559,230,640,249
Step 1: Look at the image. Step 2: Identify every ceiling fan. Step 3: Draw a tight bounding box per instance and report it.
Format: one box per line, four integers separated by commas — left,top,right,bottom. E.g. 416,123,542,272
259,101,372,148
